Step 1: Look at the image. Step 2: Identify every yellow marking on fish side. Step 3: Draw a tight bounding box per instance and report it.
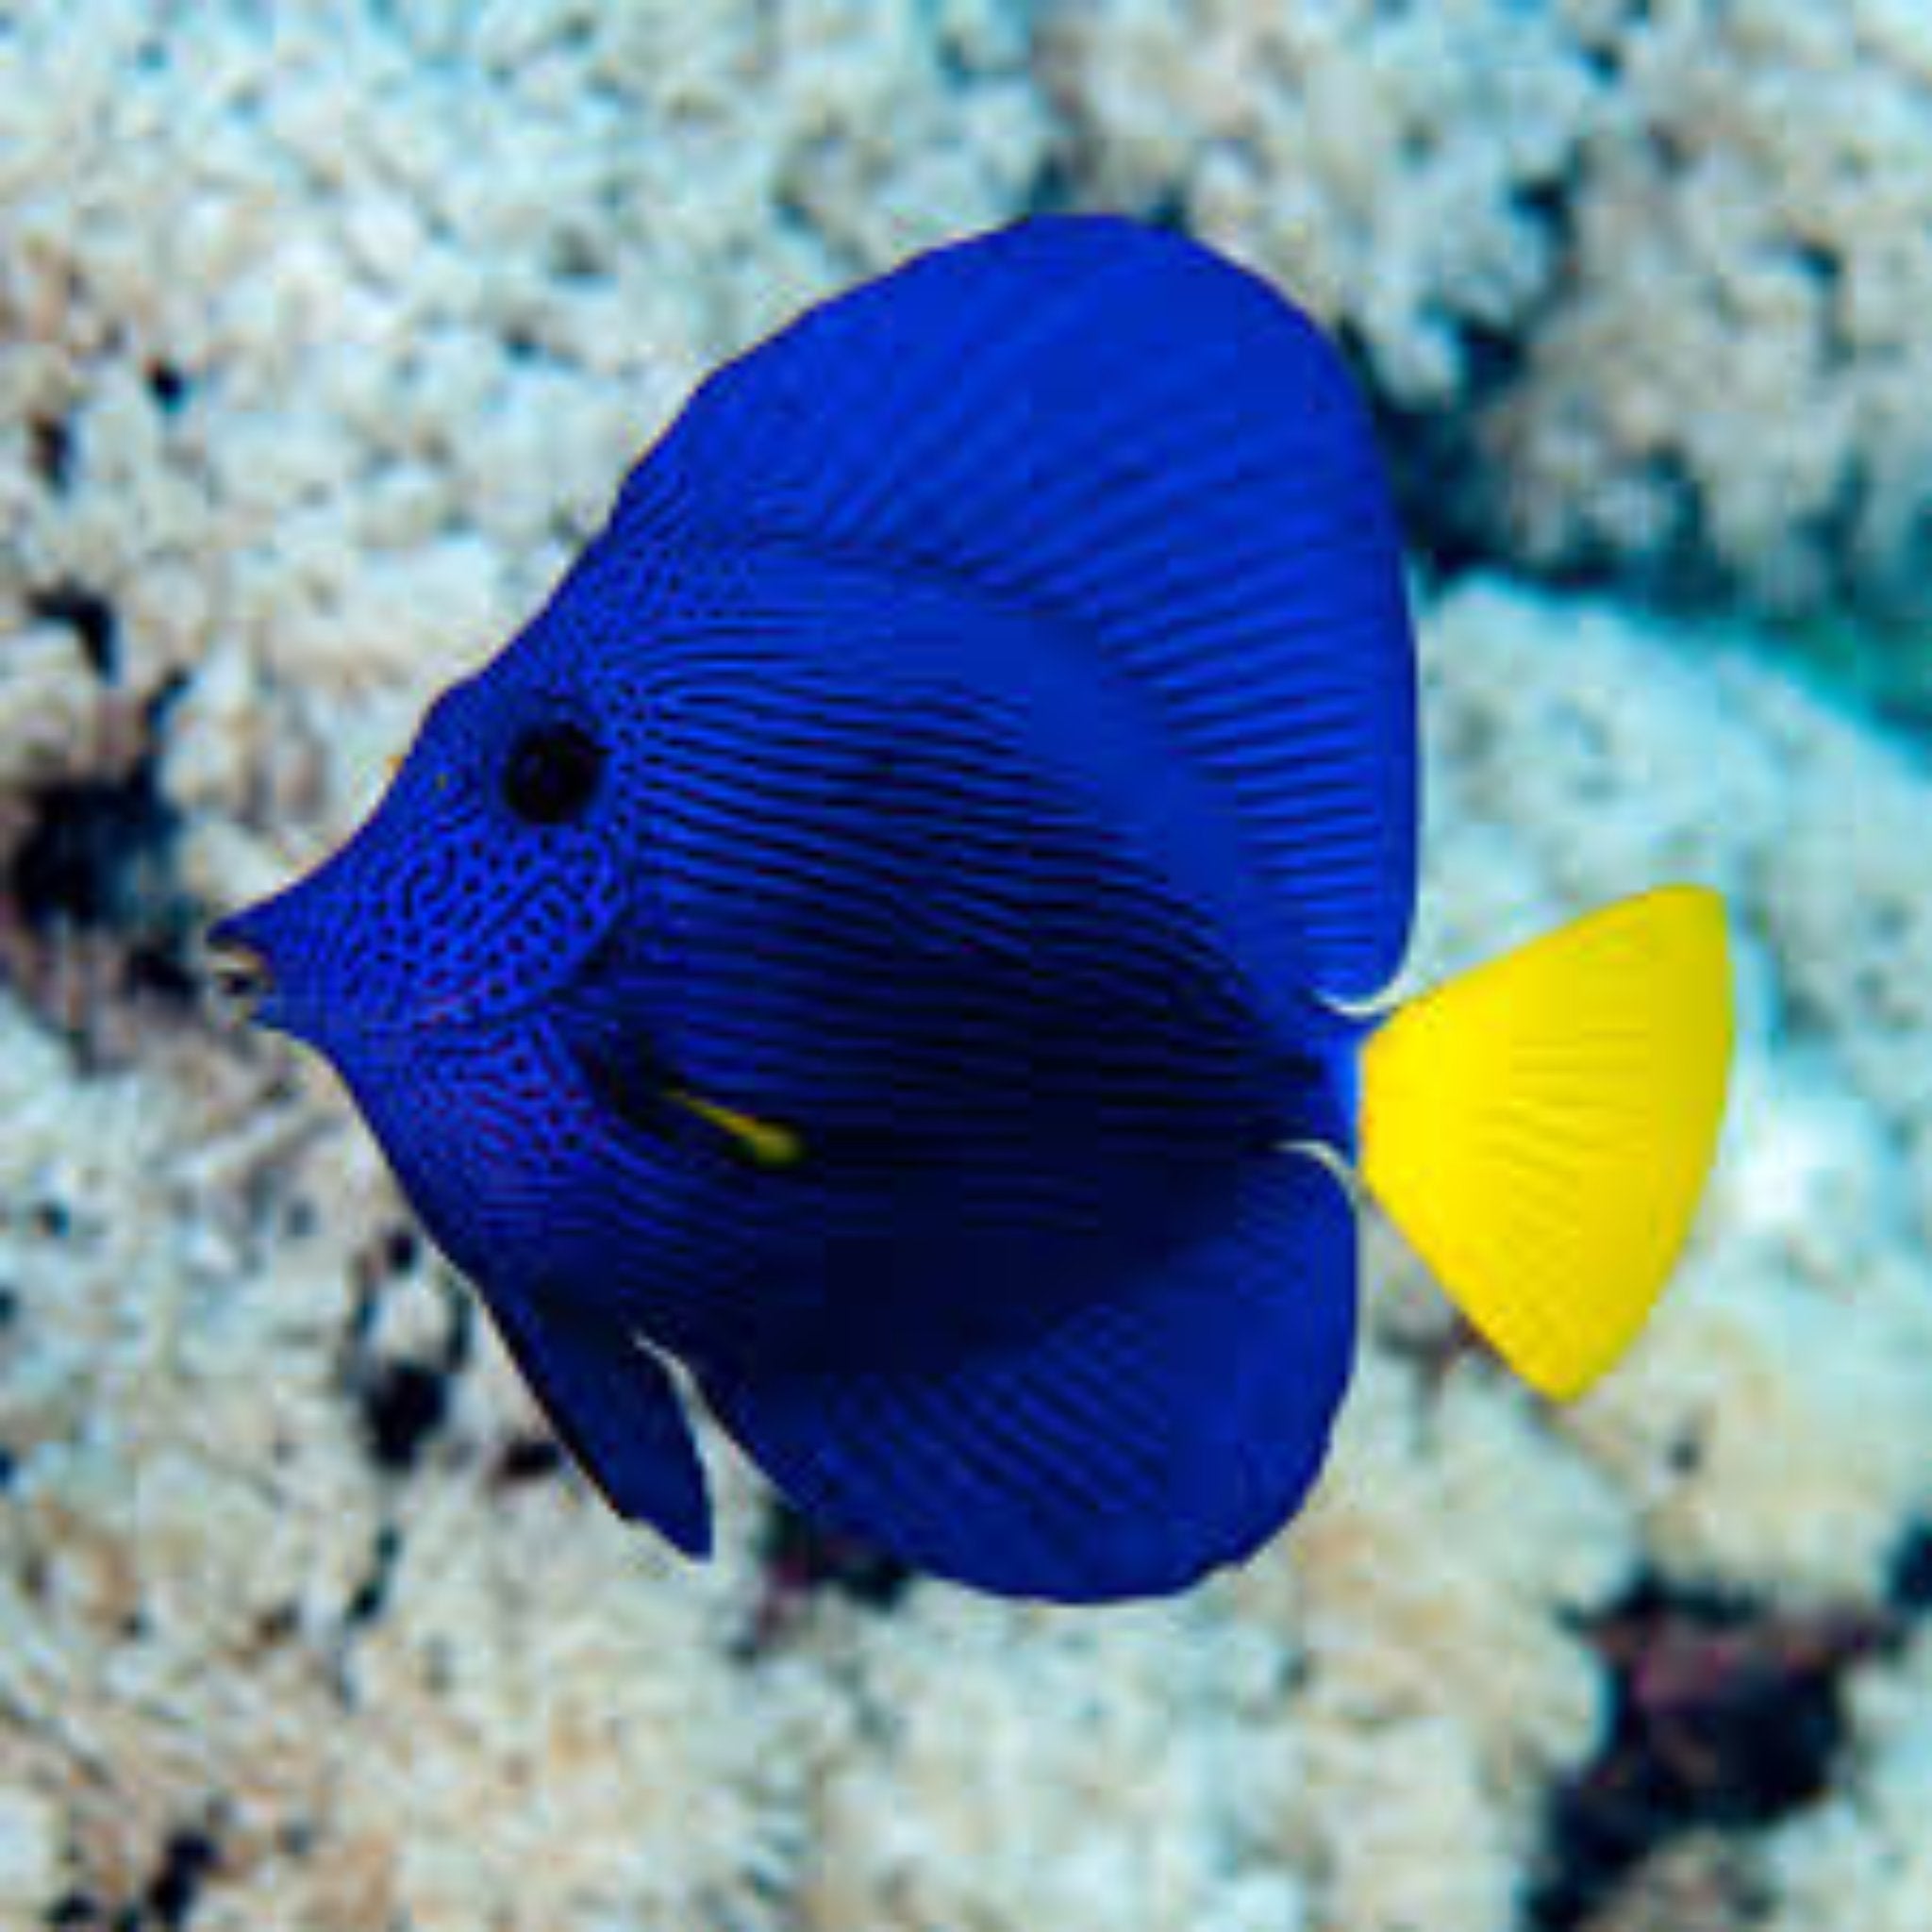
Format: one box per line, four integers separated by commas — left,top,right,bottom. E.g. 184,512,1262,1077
665,1088,808,1172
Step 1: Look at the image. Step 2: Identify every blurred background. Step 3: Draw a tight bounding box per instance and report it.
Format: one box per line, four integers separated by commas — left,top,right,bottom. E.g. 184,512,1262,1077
0,4,1926,1928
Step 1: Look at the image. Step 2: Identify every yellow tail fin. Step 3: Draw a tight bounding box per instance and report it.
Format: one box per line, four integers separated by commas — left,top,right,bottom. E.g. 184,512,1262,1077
1358,887,1734,1399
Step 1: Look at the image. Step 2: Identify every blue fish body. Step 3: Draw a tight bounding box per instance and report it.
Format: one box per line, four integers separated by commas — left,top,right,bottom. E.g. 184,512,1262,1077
215,217,1422,1600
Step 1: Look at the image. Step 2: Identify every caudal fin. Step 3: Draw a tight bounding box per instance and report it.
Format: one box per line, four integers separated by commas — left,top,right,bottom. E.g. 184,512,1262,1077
1358,887,1734,1399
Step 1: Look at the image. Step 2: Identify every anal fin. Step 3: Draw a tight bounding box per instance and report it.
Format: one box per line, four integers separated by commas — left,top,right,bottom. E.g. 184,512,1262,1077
699,1156,1357,1602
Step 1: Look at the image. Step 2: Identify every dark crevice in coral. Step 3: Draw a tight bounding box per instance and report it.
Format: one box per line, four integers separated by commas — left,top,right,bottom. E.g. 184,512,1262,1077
1015,149,1098,222
1555,523,1733,615
1574,37,1625,82
26,582,120,679
341,1522,402,1634
340,1241,473,1477
331,1519,406,1706
1515,172,1581,251
40,1822,221,1932
1358,319,1530,589
358,1358,451,1473
125,938,200,1005
9,761,169,930
1354,147,1586,595
1,676,204,1058
1530,1580,1893,1932
379,1225,421,1276
1889,1523,1932,1615
491,1433,566,1487
252,1601,300,1649
145,360,191,412
1407,418,1737,619
742,1503,914,1654
29,415,75,493
139,1827,220,1931
766,1505,912,1609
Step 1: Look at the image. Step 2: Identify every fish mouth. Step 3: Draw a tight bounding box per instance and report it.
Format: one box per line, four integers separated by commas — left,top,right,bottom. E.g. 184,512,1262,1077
202,913,457,1044
205,927,274,1022
204,916,324,1038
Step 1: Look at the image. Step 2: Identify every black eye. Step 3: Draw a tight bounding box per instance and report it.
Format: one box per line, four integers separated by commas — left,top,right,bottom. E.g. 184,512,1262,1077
501,721,605,826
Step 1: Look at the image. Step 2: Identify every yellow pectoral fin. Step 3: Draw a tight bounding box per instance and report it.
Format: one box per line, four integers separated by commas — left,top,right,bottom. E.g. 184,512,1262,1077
1359,886,1734,1399
665,1088,808,1172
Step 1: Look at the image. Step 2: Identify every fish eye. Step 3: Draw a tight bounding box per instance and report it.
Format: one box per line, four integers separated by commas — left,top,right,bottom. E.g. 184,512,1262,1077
500,720,606,826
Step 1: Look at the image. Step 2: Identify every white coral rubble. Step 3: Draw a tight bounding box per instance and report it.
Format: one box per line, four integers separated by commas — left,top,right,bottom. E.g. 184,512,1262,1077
2,8,1930,1928
1043,0,1607,403
1486,0,1932,620
1048,0,1932,620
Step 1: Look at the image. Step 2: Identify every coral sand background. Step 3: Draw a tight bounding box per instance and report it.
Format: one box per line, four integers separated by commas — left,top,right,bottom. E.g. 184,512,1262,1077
1,5,1927,1928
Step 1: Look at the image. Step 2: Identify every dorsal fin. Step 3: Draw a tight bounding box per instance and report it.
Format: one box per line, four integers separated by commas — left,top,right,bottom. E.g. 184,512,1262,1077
620,216,1418,1002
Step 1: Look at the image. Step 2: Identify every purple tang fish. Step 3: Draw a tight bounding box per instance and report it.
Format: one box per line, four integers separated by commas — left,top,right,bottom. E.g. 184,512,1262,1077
212,218,1733,1602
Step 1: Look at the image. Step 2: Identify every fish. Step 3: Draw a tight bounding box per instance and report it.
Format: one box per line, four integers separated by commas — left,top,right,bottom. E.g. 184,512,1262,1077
209,217,1734,1603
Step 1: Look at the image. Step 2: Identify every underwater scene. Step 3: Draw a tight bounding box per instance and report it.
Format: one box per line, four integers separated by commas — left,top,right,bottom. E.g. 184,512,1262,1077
2,3,1929,1928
